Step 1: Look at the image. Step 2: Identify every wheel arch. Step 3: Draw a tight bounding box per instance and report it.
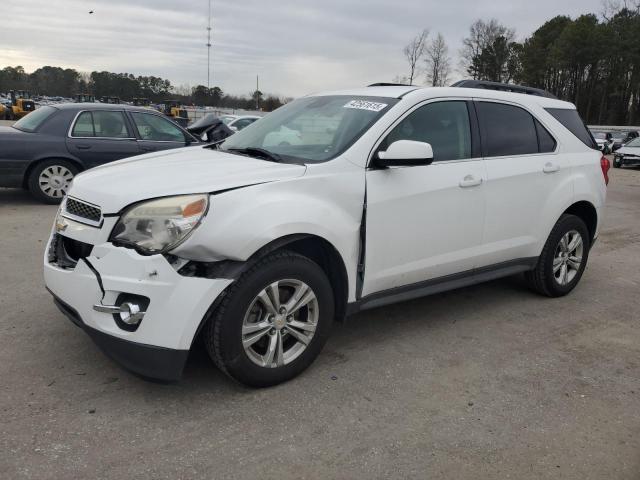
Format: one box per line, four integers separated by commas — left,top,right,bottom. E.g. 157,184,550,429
562,200,598,245
247,234,350,322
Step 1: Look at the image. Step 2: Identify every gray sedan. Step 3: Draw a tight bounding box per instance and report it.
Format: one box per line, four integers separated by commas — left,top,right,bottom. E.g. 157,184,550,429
0,103,199,203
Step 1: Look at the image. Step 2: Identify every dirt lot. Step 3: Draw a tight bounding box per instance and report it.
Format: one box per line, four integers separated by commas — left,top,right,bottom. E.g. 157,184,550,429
1,167,639,479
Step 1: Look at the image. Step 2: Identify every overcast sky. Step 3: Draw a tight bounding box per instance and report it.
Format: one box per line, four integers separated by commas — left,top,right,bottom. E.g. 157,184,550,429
2,0,605,98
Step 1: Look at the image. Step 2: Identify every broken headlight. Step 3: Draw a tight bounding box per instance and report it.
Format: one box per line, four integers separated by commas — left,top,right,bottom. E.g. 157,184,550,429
110,194,209,255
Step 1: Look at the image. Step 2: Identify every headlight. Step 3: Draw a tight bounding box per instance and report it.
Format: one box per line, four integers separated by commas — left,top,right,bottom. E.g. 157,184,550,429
110,194,209,254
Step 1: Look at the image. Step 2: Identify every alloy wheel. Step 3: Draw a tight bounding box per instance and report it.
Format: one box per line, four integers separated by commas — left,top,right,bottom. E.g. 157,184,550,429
242,279,319,368
553,229,584,286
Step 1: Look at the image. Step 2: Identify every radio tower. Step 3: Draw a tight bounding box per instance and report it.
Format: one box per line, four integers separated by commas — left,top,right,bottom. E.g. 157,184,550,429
207,0,212,89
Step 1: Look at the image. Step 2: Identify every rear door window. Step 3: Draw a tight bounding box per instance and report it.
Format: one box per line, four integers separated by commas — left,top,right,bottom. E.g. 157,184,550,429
92,111,130,138
545,108,596,149
71,110,131,138
476,102,539,157
71,111,94,137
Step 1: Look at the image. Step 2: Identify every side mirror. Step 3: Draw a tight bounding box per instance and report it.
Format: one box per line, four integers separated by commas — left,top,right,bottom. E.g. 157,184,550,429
229,126,238,132
376,140,434,168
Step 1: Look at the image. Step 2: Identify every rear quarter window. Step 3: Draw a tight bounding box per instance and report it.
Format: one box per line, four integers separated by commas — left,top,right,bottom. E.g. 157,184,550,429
545,108,596,149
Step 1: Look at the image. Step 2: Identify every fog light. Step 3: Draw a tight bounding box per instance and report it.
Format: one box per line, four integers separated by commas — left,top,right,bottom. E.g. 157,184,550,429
93,294,149,331
118,302,145,325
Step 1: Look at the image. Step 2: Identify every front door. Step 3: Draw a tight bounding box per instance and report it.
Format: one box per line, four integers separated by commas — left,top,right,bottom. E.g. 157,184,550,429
128,112,190,154
362,100,487,297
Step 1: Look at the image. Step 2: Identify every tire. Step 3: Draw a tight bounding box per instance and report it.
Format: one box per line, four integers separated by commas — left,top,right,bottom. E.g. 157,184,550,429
525,214,590,297
203,250,334,387
27,159,79,204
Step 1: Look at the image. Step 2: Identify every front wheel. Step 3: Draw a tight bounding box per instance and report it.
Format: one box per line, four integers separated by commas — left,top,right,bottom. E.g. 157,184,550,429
203,251,334,387
525,214,590,297
27,159,78,204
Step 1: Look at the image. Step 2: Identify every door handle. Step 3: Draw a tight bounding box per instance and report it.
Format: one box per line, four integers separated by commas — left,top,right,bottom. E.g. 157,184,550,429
543,162,560,173
76,144,92,150
459,175,483,188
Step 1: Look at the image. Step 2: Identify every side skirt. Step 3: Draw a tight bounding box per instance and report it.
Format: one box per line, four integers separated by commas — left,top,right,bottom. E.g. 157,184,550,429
347,257,538,315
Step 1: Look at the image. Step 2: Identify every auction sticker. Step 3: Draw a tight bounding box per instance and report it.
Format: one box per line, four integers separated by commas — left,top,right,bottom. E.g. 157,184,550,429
344,100,388,112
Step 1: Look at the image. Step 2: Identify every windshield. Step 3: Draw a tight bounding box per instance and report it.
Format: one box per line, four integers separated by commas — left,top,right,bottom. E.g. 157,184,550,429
625,137,640,147
13,106,57,132
612,132,627,140
591,132,607,140
221,95,398,163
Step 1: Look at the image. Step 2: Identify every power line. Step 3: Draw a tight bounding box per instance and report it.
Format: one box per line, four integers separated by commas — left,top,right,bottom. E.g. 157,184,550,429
207,0,212,89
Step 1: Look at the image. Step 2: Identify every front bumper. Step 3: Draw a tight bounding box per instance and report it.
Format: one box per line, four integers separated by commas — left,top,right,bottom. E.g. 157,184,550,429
616,155,640,166
51,294,189,381
44,235,233,381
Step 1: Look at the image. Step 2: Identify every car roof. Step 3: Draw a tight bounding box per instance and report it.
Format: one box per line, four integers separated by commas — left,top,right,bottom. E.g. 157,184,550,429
52,102,160,113
312,85,574,109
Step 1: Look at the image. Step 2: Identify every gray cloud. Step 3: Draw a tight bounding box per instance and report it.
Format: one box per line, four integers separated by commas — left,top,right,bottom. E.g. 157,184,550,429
1,0,604,97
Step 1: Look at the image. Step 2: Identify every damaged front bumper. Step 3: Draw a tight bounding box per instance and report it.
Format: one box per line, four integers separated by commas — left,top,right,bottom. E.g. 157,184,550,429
44,231,232,381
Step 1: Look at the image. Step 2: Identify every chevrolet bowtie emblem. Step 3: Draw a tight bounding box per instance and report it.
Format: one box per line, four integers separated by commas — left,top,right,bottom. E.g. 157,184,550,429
55,219,68,232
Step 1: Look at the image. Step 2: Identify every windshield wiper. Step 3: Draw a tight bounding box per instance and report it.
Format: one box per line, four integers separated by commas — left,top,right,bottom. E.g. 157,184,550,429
227,147,283,163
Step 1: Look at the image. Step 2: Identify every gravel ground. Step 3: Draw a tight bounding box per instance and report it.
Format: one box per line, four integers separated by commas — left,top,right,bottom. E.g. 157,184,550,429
1,166,639,479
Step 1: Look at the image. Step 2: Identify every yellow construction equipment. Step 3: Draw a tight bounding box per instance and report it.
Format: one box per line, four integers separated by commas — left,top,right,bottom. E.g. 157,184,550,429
5,90,36,120
163,100,189,127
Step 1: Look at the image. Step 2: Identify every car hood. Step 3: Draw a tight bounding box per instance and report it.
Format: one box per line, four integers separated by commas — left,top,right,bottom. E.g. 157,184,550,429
616,146,640,156
69,146,307,213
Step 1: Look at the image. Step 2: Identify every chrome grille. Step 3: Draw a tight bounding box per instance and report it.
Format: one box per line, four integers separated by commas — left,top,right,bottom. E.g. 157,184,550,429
64,198,102,225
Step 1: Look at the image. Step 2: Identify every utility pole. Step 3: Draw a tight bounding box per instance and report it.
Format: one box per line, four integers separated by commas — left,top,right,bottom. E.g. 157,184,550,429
256,75,259,110
207,0,212,90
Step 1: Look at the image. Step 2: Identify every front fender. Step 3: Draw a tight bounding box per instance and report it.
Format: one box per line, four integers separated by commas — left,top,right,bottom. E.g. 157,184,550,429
173,163,365,301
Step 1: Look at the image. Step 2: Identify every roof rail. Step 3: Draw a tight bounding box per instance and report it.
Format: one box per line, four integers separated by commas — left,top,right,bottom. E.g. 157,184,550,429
451,80,557,99
367,82,413,87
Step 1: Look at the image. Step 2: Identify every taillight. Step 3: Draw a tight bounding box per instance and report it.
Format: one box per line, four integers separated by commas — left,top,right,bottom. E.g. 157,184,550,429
600,155,610,185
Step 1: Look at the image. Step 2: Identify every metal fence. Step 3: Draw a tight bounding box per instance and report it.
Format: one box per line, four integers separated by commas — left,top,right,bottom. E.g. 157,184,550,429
185,107,265,123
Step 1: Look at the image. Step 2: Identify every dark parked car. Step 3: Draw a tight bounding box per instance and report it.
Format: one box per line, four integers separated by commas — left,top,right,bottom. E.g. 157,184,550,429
611,130,639,151
0,104,199,203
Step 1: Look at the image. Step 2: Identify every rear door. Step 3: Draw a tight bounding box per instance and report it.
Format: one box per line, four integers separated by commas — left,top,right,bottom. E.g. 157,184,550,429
128,111,191,153
475,100,572,267
66,110,139,168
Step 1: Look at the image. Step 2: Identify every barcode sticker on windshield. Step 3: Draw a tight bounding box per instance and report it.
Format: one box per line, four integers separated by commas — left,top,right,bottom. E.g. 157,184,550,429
344,100,388,112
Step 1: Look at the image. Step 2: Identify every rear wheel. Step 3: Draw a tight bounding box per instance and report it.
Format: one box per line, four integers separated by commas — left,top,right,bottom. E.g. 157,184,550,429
525,214,590,297
27,159,78,204
203,251,334,387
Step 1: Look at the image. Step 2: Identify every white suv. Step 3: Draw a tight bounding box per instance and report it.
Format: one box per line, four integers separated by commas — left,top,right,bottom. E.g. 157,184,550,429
44,82,609,387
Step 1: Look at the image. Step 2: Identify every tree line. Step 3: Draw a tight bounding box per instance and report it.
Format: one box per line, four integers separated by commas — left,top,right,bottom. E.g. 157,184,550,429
0,65,286,111
401,1,640,125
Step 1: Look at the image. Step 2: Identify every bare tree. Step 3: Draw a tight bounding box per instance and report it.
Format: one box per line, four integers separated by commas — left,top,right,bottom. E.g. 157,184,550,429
460,19,515,78
602,0,640,19
425,33,451,87
403,29,429,85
